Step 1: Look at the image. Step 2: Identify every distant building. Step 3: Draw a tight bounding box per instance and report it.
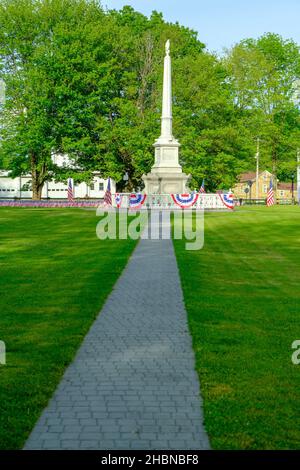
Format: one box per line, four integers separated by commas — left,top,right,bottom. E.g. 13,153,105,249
0,153,116,199
0,170,115,199
277,182,294,200
233,171,294,201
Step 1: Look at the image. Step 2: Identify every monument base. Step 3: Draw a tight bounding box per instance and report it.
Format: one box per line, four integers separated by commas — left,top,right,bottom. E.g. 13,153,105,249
142,168,191,194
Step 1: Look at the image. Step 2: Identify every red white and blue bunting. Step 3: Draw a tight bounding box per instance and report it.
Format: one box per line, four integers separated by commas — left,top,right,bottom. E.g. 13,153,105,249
115,193,123,208
218,192,234,210
171,193,199,209
129,193,147,209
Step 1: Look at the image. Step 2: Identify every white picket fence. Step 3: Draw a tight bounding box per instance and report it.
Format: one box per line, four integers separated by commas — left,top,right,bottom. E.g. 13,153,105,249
113,193,232,210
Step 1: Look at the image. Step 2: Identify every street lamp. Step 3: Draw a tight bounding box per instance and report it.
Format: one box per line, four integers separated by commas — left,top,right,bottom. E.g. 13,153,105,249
247,180,254,204
291,173,295,204
123,171,129,192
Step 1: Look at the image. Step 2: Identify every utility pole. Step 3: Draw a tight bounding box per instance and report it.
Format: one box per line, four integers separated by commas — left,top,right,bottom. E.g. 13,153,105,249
255,138,260,200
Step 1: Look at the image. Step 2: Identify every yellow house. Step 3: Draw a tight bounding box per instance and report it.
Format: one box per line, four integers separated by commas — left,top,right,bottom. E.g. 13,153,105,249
277,182,294,201
233,171,294,201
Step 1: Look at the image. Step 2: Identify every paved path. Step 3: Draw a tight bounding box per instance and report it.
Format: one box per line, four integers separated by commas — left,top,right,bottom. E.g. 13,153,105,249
25,226,210,450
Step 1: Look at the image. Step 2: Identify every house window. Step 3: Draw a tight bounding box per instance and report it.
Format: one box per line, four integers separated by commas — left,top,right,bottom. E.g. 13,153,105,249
263,185,268,193
99,182,104,191
90,183,95,190
280,191,284,197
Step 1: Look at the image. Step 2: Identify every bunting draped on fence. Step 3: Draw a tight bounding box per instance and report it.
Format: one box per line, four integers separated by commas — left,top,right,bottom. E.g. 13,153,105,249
115,193,123,208
218,192,234,210
129,193,147,209
171,193,199,209
0,201,99,208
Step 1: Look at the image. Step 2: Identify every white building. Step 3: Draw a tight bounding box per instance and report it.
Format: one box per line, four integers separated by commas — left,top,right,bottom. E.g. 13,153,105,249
0,170,116,199
0,154,116,199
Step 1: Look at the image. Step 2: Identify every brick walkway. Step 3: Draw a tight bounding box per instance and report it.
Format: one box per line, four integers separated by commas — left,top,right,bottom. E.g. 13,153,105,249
24,227,210,450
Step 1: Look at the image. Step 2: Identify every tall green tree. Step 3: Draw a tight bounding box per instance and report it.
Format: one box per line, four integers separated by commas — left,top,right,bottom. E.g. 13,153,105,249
0,0,111,198
225,33,300,185
94,6,243,191
1,2,299,196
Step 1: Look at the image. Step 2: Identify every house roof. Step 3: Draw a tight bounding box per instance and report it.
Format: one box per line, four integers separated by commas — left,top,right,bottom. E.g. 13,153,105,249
237,171,293,191
238,170,272,183
277,182,292,190
238,172,256,182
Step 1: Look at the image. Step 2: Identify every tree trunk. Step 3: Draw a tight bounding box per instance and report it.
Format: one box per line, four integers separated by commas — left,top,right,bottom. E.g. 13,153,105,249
137,34,154,118
272,151,277,191
30,152,45,200
31,180,43,200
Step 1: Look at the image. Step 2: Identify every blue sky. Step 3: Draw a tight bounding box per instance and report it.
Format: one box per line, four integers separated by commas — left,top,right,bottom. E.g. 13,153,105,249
102,0,300,53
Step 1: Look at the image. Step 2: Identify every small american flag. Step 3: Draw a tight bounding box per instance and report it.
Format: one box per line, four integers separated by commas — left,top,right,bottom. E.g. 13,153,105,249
104,177,112,206
266,179,275,206
199,179,205,193
67,178,74,202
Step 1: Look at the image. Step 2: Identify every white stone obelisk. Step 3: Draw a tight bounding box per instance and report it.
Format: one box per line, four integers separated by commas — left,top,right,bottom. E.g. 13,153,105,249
161,40,173,140
142,40,190,193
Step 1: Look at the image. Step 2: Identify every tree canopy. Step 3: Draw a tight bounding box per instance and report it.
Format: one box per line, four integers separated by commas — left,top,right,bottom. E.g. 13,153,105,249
0,0,299,198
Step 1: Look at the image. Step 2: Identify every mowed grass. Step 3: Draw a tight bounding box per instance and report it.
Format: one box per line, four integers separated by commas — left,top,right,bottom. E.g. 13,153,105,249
174,206,300,450
0,208,136,449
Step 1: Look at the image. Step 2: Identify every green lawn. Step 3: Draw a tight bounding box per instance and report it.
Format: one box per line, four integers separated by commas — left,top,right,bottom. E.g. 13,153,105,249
1,206,300,450
0,207,136,450
174,206,300,449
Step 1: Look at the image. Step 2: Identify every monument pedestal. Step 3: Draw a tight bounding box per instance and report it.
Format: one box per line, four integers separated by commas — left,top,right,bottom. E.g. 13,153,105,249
142,172,190,194
142,138,190,193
